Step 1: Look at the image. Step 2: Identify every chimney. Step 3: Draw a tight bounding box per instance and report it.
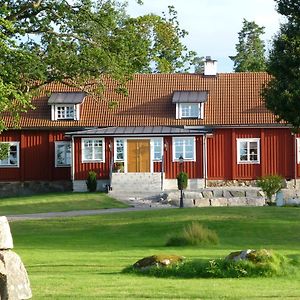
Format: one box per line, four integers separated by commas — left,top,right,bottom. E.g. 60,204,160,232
204,56,217,76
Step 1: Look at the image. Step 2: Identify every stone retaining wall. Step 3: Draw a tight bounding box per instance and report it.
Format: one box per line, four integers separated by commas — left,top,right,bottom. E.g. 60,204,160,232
0,181,72,197
161,188,266,207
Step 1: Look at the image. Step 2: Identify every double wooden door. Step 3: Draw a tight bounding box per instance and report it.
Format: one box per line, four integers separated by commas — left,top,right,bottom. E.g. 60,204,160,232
127,139,150,172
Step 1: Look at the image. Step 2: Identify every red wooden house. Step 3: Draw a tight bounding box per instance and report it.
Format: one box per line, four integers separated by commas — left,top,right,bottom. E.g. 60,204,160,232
0,60,298,195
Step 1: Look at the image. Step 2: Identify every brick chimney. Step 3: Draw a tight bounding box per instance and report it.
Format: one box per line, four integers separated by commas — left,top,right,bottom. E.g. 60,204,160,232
204,56,217,76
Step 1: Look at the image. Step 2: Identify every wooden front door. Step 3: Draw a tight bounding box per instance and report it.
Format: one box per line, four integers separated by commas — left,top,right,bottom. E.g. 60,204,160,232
127,140,150,172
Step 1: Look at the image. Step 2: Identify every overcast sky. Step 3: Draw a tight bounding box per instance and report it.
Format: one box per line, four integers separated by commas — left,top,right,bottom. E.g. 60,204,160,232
127,0,283,72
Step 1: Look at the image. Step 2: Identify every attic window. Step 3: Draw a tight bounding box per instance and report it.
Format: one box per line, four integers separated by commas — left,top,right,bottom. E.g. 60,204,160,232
48,92,86,121
172,91,208,120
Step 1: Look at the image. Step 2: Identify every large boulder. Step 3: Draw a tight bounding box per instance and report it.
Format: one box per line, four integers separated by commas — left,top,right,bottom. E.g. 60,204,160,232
0,217,13,250
0,250,32,299
133,254,184,271
226,249,273,263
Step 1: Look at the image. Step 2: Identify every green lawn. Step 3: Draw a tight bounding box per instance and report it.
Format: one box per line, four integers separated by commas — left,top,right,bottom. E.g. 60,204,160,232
10,206,300,299
0,192,128,215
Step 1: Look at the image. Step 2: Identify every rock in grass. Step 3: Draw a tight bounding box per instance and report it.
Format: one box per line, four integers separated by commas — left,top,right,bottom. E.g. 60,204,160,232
0,250,32,299
0,217,13,250
226,249,273,262
133,255,184,271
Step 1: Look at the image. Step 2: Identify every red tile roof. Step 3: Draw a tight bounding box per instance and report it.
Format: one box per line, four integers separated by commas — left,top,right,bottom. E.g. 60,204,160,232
2,72,283,129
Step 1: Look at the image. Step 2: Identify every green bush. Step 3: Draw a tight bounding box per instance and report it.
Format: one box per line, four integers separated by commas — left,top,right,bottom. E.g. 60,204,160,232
124,250,297,279
166,222,219,246
257,175,284,205
86,171,97,192
177,172,188,190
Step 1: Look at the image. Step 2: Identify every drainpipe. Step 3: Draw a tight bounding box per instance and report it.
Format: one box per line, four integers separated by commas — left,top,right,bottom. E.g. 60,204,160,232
294,133,297,188
203,134,208,188
71,136,75,189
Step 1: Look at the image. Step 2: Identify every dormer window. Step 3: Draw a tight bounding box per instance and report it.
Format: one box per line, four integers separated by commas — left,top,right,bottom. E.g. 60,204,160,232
48,92,86,121
172,91,208,120
56,105,75,120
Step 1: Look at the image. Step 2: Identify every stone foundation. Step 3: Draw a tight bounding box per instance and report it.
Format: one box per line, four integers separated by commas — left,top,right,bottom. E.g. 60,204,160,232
73,180,110,192
0,181,72,198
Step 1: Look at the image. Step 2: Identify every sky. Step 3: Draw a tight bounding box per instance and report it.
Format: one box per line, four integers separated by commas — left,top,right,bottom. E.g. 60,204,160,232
127,0,283,72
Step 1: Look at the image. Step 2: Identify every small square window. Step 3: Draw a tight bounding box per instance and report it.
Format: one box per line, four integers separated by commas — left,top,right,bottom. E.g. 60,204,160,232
82,138,105,162
173,137,195,161
237,138,260,164
0,142,20,167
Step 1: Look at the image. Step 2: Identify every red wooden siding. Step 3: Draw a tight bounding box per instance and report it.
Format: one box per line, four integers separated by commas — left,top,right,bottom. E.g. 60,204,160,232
207,128,294,180
73,137,111,180
164,136,203,179
0,130,70,181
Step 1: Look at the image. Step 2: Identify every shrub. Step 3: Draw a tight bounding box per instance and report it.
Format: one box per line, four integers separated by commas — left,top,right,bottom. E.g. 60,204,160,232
177,172,188,190
257,175,284,205
86,171,97,192
166,222,219,246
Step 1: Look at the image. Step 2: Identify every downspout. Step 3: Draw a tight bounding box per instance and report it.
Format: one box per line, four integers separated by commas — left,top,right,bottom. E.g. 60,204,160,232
203,134,208,188
71,136,75,190
294,133,297,188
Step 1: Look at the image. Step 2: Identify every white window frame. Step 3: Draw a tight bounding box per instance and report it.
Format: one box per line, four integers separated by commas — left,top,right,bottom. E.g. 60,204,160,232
151,138,163,162
237,138,260,164
51,104,80,121
82,138,105,163
0,142,20,168
114,138,125,162
297,138,300,164
172,137,196,161
176,103,203,119
55,141,71,167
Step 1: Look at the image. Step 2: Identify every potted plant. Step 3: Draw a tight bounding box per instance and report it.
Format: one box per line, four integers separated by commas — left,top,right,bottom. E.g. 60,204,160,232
113,162,124,173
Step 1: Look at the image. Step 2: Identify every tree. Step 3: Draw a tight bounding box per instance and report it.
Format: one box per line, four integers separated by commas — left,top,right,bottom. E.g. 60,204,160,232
0,1,197,132
230,19,266,72
263,0,300,129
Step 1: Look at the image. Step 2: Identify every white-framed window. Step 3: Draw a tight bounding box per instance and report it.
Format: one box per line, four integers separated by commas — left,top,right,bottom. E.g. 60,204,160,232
237,138,260,164
0,142,20,167
152,138,163,161
56,105,74,120
82,138,105,162
114,139,125,161
172,137,195,161
176,103,203,119
55,142,71,167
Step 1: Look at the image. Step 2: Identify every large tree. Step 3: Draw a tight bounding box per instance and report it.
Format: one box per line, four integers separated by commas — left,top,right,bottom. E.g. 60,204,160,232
230,19,266,72
0,1,197,131
263,0,300,129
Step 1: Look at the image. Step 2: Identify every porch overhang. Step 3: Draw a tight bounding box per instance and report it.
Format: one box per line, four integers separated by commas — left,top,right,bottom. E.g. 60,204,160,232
66,126,212,137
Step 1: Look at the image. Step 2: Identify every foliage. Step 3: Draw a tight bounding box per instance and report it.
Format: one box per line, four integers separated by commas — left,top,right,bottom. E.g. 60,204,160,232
230,19,266,72
263,0,300,129
166,222,219,246
86,171,98,192
124,250,297,279
257,175,284,204
0,142,9,160
177,171,188,190
0,1,198,131
113,162,124,173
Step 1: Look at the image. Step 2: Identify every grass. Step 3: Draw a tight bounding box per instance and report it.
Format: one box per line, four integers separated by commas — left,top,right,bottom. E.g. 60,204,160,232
0,192,129,215
10,206,300,299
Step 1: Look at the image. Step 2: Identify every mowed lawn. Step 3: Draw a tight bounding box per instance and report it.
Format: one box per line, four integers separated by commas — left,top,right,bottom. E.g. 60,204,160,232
0,192,128,215
10,206,300,299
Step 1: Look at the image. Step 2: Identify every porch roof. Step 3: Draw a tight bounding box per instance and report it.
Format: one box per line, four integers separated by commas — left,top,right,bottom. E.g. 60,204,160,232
66,126,212,137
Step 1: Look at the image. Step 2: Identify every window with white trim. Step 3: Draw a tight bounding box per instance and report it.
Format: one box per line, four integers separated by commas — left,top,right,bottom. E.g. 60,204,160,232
114,139,124,161
237,138,260,164
176,103,203,119
82,138,105,162
56,105,74,120
152,138,163,161
173,137,195,161
0,142,19,167
55,142,71,167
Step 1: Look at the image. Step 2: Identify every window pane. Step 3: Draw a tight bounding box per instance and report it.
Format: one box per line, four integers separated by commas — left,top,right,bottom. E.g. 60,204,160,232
153,138,162,161
83,147,93,160
0,143,19,166
116,139,124,161
180,103,198,118
174,138,194,160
